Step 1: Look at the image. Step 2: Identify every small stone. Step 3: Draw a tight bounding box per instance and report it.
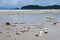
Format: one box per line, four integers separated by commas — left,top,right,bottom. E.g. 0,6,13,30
35,33,39,37
44,31,48,34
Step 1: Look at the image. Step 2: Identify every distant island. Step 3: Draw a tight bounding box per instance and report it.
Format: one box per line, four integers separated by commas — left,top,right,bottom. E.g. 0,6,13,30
20,5,60,9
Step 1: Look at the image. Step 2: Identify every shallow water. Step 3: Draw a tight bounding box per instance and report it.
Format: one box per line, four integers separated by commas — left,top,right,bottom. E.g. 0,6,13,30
0,13,60,40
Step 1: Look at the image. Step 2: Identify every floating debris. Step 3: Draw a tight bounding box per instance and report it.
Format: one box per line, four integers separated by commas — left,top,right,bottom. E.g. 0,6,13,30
20,30,28,33
20,30,25,32
43,27,47,30
34,33,39,37
53,22,57,26
5,22,11,26
46,16,51,19
40,31,43,35
46,16,51,21
44,31,48,34
27,27,31,30
43,30,48,34
16,32,20,35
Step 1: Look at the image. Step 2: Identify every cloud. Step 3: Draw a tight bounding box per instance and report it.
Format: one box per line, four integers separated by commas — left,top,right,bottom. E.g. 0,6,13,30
18,0,60,6
0,0,60,8
18,0,34,6
45,1,59,5
0,0,18,7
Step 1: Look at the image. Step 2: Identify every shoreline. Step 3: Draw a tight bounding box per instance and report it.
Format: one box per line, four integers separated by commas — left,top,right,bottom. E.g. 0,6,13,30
0,9,60,15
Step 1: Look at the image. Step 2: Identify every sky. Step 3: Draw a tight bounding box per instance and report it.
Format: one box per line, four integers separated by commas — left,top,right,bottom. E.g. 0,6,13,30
0,0,60,9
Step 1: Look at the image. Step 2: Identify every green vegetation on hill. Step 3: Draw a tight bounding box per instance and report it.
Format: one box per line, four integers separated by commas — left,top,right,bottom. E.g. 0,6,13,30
21,5,60,9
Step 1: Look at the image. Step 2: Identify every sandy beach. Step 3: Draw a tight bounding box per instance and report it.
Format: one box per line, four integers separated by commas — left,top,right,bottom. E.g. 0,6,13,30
0,10,60,15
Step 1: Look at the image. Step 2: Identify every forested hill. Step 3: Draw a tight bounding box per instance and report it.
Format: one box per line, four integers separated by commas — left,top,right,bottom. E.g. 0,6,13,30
21,5,60,9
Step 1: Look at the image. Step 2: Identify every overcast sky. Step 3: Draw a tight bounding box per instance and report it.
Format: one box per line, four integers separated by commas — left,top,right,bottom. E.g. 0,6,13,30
0,0,60,9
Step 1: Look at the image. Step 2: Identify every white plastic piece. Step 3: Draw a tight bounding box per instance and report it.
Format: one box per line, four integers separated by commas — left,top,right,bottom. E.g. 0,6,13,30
40,31,43,35
43,27,47,30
